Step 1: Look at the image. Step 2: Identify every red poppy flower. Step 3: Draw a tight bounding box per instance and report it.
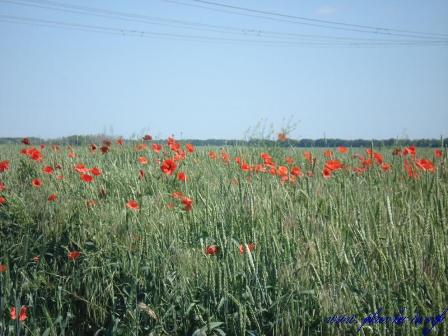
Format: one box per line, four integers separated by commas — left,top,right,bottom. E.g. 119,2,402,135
239,243,255,254
80,174,93,183
281,174,290,182
285,156,294,165
102,139,111,147
374,153,384,165
303,151,313,163
169,142,181,153
322,168,332,179
126,200,140,210
241,162,250,171
352,167,367,174
381,163,391,171
48,194,57,202
172,191,184,199
338,146,348,154
74,163,88,173
160,159,177,175
143,134,153,141
42,166,53,174
116,138,124,145
151,143,162,153
100,146,110,154
133,144,146,152
360,158,372,168
208,151,217,160
67,251,81,261
32,178,42,187
90,167,102,176
235,157,241,165
324,150,333,158
89,143,97,152
253,164,265,173
56,175,64,181
176,171,187,182
27,148,43,161
181,197,193,211
404,159,417,178
0,182,5,191
68,151,76,158
416,159,435,172
168,142,180,152
22,137,30,145
435,149,443,158
260,152,271,160
138,156,148,165
19,306,28,321
403,145,416,156
277,166,288,177
185,143,195,153
167,139,180,153
0,264,7,272
324,160,344,171
0,196,5,205
365,149,383,164
205,245,219,255
278,133,287,142
290,166,302,177
0,160,10,172
262,154,273,166
221,151,230,162
139,169,145,179
10,306,27,321
175,152,185,160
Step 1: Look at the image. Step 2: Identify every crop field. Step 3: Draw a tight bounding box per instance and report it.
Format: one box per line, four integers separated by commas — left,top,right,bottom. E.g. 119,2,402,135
0,139,446,335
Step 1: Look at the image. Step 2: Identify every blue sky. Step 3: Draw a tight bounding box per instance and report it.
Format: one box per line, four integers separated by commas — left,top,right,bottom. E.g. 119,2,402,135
0,0,447,140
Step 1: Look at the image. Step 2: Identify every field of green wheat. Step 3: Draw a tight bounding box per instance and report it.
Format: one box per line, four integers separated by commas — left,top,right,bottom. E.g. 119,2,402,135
0,139,446,335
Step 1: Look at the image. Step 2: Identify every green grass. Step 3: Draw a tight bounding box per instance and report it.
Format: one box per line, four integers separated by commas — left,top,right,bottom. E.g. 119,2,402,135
0,143,447,335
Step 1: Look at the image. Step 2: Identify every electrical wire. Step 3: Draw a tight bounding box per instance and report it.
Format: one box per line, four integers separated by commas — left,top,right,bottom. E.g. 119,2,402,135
1,0,447,44
162,0,448,41
1,15,447,48
188,0,448,38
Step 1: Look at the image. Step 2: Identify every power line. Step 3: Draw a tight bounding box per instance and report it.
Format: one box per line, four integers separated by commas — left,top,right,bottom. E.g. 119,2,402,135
189,0,448,38
2,0,447,44
1,15,447,48
0,0,272,38
162,0,448,40
0,17,128,37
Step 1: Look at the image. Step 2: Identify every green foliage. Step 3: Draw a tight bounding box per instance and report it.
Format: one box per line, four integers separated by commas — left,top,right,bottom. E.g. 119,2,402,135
0,144,447,335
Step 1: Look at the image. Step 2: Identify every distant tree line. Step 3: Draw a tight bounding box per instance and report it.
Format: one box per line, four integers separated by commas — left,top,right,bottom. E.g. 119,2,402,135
187,138,446,148
0,136,445,148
